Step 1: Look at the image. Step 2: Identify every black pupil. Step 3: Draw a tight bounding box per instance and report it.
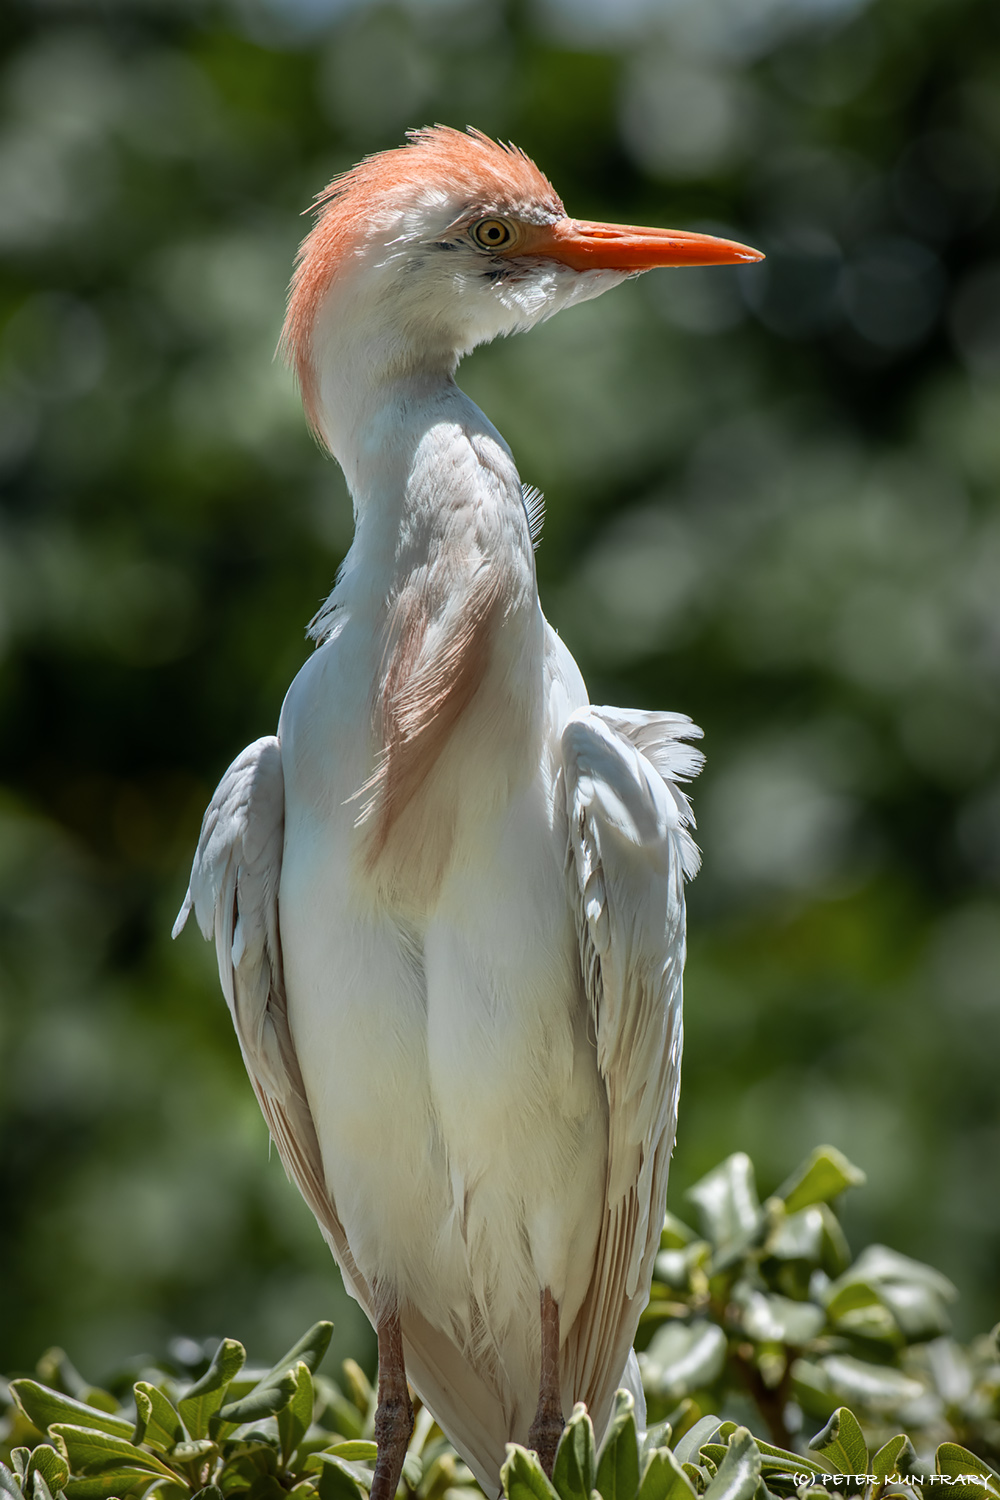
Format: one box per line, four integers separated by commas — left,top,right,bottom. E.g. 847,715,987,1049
484,223,504,242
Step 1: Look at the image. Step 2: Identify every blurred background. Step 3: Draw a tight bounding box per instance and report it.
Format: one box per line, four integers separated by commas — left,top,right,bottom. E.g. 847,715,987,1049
1,0,999,1384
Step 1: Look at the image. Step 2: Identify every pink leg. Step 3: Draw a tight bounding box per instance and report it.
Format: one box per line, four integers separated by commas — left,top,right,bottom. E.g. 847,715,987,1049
370,1307,414,1500
527,1287,564,1477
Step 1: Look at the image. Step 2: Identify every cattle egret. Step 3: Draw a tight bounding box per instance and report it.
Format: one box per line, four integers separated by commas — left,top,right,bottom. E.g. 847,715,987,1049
174,127,762,1499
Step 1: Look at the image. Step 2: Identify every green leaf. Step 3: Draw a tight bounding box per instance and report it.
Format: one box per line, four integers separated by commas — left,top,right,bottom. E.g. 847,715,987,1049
595,1390,639,1500
0,1463,25,1500
877,1281,953,1343
216,1329,329,1442
501,1444,560,1500
638,1449,697,1500
806,1409,868,1476
401,1452,422,1489
315,1458,365,1500
850,1246,957,1302
811,1355,925,1414
776,1149,866,1215
31,1472,55,1500
816,1207,852,1279
641,1422,673,1463
763,1208,824,1266
178,1341,246,1441
10,1382,135,1441
171,1440,216,1463
732,1286,825,1346
191,1488,225,1500
641,1322,727,1400
936,1445,1000,1500
552,1404,595,1500
743,1433,825,1482
308,1454,373,1491
214,1371,297,1432
824,1247,956,1343
685,1156,764,1268
49,1424,177,1480
64,1468,168,1500
673,1418,725,1467
871,1436,917,1481
26,1447,70,1494
702,1430,761,1500
277,1363,315,1463
321,1445,378,1463
340,1363,373,1417
133,1383,185,1451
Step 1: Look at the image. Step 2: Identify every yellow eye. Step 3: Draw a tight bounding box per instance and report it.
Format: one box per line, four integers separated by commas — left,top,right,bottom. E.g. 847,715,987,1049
470,217,519,251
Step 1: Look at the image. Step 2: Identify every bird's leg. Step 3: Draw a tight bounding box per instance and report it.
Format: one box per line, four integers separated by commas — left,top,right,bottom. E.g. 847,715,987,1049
370,1304,414,1500
527,1287,564,1477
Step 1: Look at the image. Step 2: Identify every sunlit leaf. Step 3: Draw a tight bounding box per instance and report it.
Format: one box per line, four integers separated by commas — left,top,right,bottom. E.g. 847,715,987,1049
0,1470,23,1500
214,1371,297,1432
49,1424,177,1480
25,1446,70,1494
732,1286,825,1346
277,1363,315,1463
806,1408,868,1476
10,1383,134,1441
637,1447,697,1500
870,1435,917,1481
702,1430,760,1500
500,1445,559,1500
641,1323,727,1400
935,1444,1000,1500
672,1418,725,1466
685,1156,764,1268
552,1403,595,1500
595,1389,639,1500
133,1384,185,1452
178,1342,246,1441
776,1149,866,1215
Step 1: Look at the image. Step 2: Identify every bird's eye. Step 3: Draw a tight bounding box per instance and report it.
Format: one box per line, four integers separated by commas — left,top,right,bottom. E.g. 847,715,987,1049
470,218,519,251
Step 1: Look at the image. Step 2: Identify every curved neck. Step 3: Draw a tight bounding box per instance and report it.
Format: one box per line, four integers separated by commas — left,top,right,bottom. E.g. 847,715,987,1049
311,354,534,639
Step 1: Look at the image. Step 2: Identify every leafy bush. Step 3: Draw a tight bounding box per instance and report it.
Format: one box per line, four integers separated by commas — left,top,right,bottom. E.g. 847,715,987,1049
2,1148,997,1500
639,1146,1000,1462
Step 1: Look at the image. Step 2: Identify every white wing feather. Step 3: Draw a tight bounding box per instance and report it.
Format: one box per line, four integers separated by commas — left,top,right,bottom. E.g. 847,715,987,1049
560,707,700,1440
174,739,513,1495
172,737,373,1309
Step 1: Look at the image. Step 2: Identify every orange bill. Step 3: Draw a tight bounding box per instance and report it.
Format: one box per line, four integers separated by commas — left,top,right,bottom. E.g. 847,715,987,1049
519,217,763,271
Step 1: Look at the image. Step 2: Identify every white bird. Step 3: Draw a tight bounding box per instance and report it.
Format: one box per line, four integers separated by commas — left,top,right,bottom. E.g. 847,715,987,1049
174,127,761,1499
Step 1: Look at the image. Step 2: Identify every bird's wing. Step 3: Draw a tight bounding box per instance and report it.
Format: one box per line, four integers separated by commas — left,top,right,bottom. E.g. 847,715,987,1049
172,737,372,1311
558,707,702,1438
174,741,512,1494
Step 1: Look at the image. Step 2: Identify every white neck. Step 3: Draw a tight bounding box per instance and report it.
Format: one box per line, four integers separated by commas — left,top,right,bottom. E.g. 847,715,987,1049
296,272,549,902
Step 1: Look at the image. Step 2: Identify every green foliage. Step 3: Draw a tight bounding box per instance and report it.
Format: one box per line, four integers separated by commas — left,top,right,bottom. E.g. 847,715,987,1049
637,1148,1000,1463
0,1320,480,1500
502,1409,1000,1500
2,1148,998,1500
